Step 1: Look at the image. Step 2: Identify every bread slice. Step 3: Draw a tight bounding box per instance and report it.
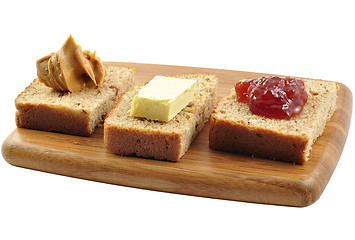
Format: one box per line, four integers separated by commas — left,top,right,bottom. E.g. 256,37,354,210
209,78,337,164
104,74,218,162
15,66,135,136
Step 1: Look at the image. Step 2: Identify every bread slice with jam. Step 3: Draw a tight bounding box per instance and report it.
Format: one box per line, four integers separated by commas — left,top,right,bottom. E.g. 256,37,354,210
209,77,337,164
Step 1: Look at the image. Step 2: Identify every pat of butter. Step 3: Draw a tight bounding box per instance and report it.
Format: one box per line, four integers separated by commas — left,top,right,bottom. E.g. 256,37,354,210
129,76,196,122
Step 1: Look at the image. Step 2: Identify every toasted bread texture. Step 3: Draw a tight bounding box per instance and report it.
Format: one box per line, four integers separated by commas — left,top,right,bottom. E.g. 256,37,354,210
104,74,218,162
15,66,135,136
209,77,337,164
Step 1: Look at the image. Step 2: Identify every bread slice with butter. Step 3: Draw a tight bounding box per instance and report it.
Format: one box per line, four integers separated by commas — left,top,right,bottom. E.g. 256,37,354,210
104,74,218,162
15,66,135,136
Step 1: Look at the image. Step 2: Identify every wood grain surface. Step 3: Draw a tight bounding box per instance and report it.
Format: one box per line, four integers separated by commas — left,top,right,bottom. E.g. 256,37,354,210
2,62,352,207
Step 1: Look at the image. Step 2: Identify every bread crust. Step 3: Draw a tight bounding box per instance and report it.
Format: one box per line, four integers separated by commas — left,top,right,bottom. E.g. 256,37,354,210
16,104,92,136
209,116,308,164
105,127,181,161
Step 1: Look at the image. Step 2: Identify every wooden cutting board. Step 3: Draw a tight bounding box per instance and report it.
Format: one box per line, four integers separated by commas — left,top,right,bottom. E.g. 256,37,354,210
2,62,352,207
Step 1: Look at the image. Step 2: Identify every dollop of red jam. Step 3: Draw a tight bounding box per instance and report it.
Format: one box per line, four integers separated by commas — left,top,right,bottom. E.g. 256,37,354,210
235,76,308,119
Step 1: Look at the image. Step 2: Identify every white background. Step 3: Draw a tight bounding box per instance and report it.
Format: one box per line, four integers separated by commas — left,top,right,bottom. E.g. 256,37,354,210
1,0,354,239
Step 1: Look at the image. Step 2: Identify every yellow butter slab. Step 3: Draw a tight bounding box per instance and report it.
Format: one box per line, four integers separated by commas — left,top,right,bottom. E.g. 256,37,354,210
129,76,196,122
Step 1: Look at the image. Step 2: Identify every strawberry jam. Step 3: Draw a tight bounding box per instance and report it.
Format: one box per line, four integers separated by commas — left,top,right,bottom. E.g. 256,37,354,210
235,76,308,119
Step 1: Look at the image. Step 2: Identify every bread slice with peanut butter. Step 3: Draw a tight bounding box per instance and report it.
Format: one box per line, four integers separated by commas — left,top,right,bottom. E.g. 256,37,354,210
15,66,135,136
15,35,135,136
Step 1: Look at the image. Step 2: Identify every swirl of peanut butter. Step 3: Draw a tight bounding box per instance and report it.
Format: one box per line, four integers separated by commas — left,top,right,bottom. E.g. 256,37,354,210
36,35,105,92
